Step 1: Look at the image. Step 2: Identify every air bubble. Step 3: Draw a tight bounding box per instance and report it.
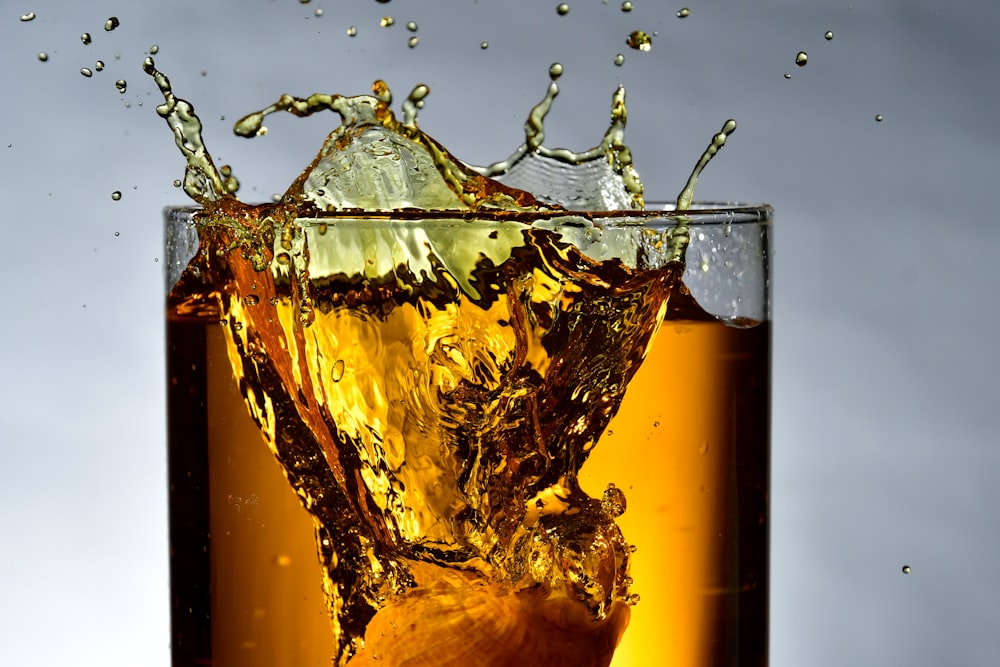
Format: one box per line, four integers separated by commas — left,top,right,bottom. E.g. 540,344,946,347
332,359,346,382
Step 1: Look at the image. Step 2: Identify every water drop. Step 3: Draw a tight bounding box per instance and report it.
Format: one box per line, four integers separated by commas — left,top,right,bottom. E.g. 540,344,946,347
902,565,911,574
408,36,419,48
795,51,808,67
114,231,120,236
783,73,792,79
80,67,93,77
376,0,391,3
37,52,48,62
875,114,884,122
548,62,563,80
614,53,625,66
81,32,92,45
104,16,120,32
347,25,357,36
825,30,834,40
20,12,36,22
677,7,691,18
172,179,182,188
331,359,346,382
115,79,126,93
149,44,159,54
111,190,121,200
480,41,489,49
626,30,652,52
407,21,418,31
94,60,105,71
621,2,633,12
556,3,570,15
315,8,324,16
380,16,395,27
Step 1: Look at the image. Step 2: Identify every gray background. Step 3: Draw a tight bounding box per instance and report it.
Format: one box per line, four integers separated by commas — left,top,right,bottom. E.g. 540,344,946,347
2,0,997,665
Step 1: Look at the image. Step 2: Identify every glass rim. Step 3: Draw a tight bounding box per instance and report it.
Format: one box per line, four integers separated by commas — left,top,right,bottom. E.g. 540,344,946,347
163,202,772,228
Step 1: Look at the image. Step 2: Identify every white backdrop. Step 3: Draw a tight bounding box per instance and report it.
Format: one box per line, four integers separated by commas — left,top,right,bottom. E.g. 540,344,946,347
1,1,998,665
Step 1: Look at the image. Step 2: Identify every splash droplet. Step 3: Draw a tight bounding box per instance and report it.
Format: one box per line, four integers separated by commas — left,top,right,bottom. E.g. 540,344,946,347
80,67,93,78
783,73,792,79
94,60,105,72
614,53,625,66
480,41,489,49
380,16,395,27
149,44,159,54
627,30,652,52
81,32,92,45
548,62,564,79
408,36,419,48
406,21,418,31
902,565,911,574
875,114,884,122
347,25,357,36
331,359,346,383
621,2,633,12
115,79,127,93
556,3,570,15
677,7,691,18
825,30,834,40
104,16,120,32
172,179,182,188
111,190,122,201
20,12,36,22
37,52,48,62
315,8,324,16
795,51,808,67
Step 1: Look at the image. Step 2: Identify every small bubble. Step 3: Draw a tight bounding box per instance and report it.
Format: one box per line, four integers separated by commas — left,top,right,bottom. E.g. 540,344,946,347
825,30,834,40
149,44,159,54
408,36,419,48
243,294,261,307
626,30,652,52
556,3,570,16
902,565,911,574
548,62,563,79
115,79,126,93
94,60,104,71
677,7,691,18
406,21,418,31
81,32,92,45
20,12,36,22
104,16,120,32
380,16,395,27
347,25,357,36
274,554,292,567
331,359,346,382
37,52,48,62
621,2,633,12
795,51,808,67
875,114,884,122
480,41,489,49
80,67,93,77
614,53,625,66
111,190,121,200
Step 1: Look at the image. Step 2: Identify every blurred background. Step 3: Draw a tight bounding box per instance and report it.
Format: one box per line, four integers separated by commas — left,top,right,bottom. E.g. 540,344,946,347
1,0,998,665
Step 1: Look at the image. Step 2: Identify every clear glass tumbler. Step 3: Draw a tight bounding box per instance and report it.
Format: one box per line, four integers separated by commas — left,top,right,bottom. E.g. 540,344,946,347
164,202,771,667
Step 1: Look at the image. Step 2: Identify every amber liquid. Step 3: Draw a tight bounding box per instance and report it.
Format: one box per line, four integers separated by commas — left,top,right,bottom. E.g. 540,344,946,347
167,306,768,666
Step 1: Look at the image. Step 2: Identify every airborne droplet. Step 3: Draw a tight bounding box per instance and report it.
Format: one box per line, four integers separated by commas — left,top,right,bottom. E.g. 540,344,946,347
548,62,564,80
677,7,691,18
116,79,127,93
81,32,92,45
407,21,418,31
480,41,489,49
795,51,808,67
94,60,105,72
149,44,159,54
104,16,120,32
408,36,419,48
626,30,652,52
380,16,395,27
37,52,48,62
20,12,36,22
80,67,93,77
825,30,834,40
614,53,625,66
621,2,633,12
111,190,122,201
902,565,911,574
556,3,570,16
875,114,884,122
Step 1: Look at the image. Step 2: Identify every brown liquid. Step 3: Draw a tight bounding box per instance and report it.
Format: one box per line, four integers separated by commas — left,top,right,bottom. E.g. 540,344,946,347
166,220,768,666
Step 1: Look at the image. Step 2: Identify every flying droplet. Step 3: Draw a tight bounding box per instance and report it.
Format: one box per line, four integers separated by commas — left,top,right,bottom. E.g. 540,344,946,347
104,16,120,32
677,7,691,18
331,359,346,382
548,62,564,80
407,21,418,31
627,30,652,51
783,73,792,79
901,565,911,574
556,3,570,15
149,44,159,54
80,67,93,77
37,52,48,62
614,53,625,66
94,60,105,71
173,179,182,188
875,114,884,122
114,231,120,236
825,30,834,40
408,36,419,48
111,190,122,201
81,32,92,45
621,2,633,12
376,0,391,3
380,16,395,27
20,12,36,22
795,51,808,67
347,25,357,36
480,41,489,49
115,79,126,93
315,8,323,16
